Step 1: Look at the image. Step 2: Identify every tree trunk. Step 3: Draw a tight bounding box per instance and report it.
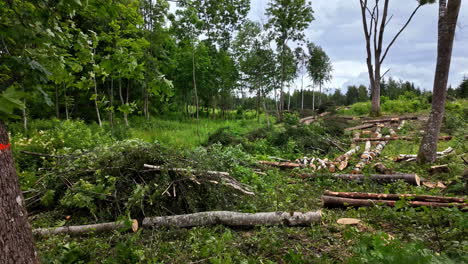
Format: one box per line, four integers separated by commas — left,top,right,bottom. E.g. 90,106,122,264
119,78,128,127
312,86,315,111
33,220,138,236
192,42,200,136
322,195,466,209
418,0,461,163
323,190,465,203
55,85,60,119
301,75,304,110
92,74,102,127
262,88,271,128
110,79,114,128
298,173,420,185
354,135,454,142
63,83,69,120
0,120,38,263
142,211,322,228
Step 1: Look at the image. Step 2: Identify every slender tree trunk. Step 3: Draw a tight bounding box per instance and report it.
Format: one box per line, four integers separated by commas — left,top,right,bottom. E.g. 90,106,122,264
110,79,114,128
301,75,304,110
22,100,27,132
192,42,200,136
92,74,102,127
0,120,38,263
318,83,322,109
418,0,461,163
64,84,69,120
119,78,128,127
312,86,315,111
287,85,291,111
55,85,60,119
262,88,270,128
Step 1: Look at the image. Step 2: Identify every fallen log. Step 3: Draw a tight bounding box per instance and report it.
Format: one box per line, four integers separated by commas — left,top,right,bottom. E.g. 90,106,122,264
345,123,375,131
143,164,255,195
258,161,303,169
428,164,450,175
373,162,394,174
395,147,454,162
362,116,418,124
33,220,139,236
335,146,360,171
323,190,465,203
142,211,322,228
298,173,420,185
397,120,406,130
353,136,454,142
321,195,467,209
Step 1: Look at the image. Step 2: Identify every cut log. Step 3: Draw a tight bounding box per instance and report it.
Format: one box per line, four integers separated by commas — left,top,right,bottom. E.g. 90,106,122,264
395,147,454,162
323,190,465,203
345,123,375,131
389,128,398,138
337,218,361,225
428,164,450,175
142,211,322,228
397,120,406,130
353,136,453,142
362,116,418,124
298,173,420,185
143,164,254,195
299,116,316,124
33,220,138,236
373,162,394,174
322,195,467,209
258,161,303,169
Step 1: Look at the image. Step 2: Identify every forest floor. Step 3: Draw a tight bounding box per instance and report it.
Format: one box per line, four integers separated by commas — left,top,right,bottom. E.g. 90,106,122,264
12,109,467,263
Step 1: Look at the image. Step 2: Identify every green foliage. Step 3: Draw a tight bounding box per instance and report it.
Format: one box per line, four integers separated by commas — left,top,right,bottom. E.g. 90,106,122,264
348,231,455,264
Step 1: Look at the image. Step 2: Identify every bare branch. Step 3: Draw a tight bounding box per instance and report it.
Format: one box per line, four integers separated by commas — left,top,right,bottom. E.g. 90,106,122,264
385,14,394,27
380,4,422,64
381,68,391,79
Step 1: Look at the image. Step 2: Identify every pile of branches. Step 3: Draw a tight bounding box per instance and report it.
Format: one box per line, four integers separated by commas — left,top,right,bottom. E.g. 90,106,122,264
24,140,255,221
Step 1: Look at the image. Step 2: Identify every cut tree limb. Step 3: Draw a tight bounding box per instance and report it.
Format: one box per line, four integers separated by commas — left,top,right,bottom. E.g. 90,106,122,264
298,173,420,185
322,195,467,209
395,147,454,162
258,161,303,169
323,190,465,203
142,211,322,228
362,116,418,124
353,136,454,142
33,220,138,236
143,164,255,196
428,164,450,175
345,123,375,131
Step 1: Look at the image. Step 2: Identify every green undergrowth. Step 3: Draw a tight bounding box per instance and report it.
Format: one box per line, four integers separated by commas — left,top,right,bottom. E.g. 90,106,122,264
10,109,468,263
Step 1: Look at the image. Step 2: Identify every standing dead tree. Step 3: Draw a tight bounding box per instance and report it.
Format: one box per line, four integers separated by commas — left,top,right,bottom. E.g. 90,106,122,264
359,0,427,116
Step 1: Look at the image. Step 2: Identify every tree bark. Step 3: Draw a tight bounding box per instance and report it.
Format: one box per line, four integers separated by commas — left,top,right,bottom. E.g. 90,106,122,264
322,195,466,209
418,0,461,163
33,220,138,236
345,123,375,131
353,136,454,142
323,190,465,202
142,211,322,228
298,173,420,185
362,116,417,124
0,120,38,264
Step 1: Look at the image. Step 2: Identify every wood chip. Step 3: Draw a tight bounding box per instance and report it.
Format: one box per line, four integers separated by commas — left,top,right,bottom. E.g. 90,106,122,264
337,218,361,225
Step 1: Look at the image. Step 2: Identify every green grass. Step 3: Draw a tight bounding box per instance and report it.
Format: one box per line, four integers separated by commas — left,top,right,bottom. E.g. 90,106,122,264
128,116,270,150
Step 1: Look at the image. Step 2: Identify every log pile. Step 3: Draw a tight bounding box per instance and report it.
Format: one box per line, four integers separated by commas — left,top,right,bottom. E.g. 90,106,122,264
322,190,467,209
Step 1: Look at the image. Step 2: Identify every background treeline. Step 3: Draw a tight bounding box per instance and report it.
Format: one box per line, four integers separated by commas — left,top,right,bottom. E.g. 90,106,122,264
1,0,467,127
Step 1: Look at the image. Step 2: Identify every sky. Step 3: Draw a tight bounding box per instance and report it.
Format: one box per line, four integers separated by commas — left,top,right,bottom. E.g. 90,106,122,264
248,0,468,93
